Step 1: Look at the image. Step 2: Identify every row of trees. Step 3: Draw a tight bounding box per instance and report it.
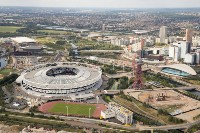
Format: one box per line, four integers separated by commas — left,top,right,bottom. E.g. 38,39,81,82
0,74,18,86
102,65,117,74
0,74,19,106
187,122,200,133
143,72,183,88
174,89,200,101
106,77,133,90
118,76,129,90
158,109,184,124
133,113,162,126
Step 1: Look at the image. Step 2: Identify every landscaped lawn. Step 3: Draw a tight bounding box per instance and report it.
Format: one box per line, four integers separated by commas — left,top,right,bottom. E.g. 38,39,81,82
38,30,70,34
0,26,22,33
0,68,15,76
48,103,96,117
36,37,57,44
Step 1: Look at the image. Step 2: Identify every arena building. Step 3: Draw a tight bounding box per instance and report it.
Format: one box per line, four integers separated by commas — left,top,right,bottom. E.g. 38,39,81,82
16,62,102,101
158,64,197,77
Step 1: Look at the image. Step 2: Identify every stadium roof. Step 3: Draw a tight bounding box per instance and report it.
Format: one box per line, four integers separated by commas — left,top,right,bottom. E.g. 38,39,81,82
11,37,36,43
158,64,197,75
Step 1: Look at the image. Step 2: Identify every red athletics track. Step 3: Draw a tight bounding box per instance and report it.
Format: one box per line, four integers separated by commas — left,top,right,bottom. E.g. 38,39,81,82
38,101,107,118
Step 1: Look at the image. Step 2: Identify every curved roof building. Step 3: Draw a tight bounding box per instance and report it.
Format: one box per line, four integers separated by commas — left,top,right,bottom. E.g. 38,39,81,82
16,62,102,100
158,64,197,76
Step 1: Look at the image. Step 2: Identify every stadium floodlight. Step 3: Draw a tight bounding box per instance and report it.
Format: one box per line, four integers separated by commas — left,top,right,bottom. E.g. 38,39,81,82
66,106,68,116
89,108,91,118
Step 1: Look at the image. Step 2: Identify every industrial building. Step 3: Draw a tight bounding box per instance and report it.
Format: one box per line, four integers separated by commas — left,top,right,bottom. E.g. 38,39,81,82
11,37,37,47
11,37,45,55
101,102,133,125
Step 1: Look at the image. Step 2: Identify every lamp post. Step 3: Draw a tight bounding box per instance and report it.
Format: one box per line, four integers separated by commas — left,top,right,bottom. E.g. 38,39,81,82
66,106,68,116
89,108,91,118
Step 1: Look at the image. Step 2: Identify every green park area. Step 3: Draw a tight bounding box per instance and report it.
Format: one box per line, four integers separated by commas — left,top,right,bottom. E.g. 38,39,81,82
36,37,57,44
0,68,15,76
48,103,96,117
37,30,70,35
0,26,22,33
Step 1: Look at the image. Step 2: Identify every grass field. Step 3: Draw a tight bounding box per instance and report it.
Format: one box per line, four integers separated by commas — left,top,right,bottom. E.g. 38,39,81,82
0,26,22,33
38,30,69,34
36,37,57,44
48,103,96,116
0,68,15,76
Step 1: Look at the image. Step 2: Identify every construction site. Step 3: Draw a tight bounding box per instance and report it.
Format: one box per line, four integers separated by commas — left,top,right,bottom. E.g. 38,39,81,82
129,90,200,115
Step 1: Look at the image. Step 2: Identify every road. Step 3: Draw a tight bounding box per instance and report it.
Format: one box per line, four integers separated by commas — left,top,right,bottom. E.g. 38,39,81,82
4,108,136,131
4,107,200,131
80,50,124,53
140,119,200,131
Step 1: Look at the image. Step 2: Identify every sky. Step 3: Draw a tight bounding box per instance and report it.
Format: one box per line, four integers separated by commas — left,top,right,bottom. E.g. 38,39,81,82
0,0,200,8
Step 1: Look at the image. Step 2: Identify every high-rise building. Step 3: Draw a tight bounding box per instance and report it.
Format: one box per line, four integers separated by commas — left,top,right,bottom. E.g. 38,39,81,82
184,53,196,64
169,45,181,62
196,52,200,64
186,29,193,43
159,26,168,43
102,24,106,32
180,41,191,59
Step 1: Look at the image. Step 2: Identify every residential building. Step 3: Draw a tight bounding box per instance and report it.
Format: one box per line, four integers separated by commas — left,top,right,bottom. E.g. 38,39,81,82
101,102,133,125
156,26,168,44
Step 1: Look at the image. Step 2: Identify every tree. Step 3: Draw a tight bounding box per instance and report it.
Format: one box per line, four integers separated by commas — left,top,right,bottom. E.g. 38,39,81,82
118,76,129,89
56,40,66,45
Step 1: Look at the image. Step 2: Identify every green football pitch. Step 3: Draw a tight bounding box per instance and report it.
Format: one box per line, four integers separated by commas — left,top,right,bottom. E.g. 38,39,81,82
0,26,22,33
48,103,96,116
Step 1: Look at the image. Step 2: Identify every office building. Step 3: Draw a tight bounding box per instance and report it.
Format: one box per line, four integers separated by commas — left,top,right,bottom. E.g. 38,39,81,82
180,41,191,59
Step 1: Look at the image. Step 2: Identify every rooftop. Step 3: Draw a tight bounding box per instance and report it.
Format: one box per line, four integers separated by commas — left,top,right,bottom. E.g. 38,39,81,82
158,64,197,76
11,37,36,43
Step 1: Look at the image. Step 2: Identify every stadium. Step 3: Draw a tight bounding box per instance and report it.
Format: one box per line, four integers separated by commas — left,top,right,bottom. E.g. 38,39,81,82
16,62,102,101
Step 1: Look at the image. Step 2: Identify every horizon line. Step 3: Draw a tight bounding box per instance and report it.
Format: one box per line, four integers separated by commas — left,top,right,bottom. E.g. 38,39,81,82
1,5,200,9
